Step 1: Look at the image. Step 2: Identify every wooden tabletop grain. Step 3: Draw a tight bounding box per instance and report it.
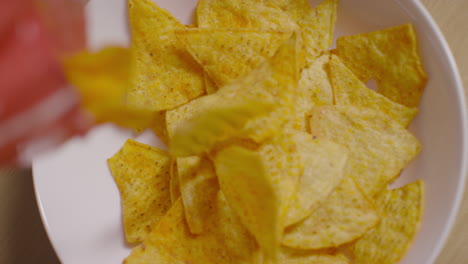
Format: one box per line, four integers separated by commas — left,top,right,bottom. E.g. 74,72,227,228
0,0,467,263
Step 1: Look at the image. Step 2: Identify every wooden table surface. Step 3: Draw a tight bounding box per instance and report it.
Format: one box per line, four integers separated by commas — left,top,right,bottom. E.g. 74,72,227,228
0,0,467,263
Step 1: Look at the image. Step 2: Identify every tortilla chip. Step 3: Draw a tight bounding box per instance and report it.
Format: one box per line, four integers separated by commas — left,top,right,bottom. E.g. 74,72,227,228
334,24,428,107
278,247,351,264
204,72,218,94
283,177,379,249
107,139,172,243
169,34,299,156
213,145,282,261
285,132,348,226
294,53,333,131
64,46,156,129
124,195,260,264
177,156,219,234
197,0,297,31
177,28,292,87
169,159,180,203
309,105,421,197
170,98,275,156
348,180,424,264
328,54,417,127
127,0,205,111
299,0,337,65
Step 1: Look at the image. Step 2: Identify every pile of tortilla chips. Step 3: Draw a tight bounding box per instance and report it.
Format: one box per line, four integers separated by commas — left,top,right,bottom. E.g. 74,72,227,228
96,0,428,263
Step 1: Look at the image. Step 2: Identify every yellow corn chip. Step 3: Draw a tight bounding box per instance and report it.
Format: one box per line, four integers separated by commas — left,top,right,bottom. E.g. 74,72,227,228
197,0,297,31
334,24,428,107
298,0,337,65
348,180,424,264
64,46,155,129
293,53,333,131
270,0,311,21
278,247,351,264
204,72,218,94
125,195,260,264
329,54,418,127
283,177,379,250
240,33,300,142
177,156,219,234
285,132,348,226
127,0,205,111
108,139,172,243
150,111,169,146
177,28,292,87
309,105,421,197
169,34,299,156
170,98,275,156
214,145,281,261
169,159,180,203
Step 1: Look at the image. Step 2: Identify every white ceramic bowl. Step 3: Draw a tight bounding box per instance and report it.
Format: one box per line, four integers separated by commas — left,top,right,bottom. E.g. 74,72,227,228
33,0,467,263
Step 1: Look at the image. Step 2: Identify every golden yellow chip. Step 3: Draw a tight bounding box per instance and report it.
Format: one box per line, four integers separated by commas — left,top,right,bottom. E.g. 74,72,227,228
334,24,428,107
107,139,172,243
169,159,180,203
329,54,418,127
283,177,379,250
197,0,297,31
176,28,292,87
348,180,424,264
127,0,205,111
298,0,337,65
309,105,421,197
170,98,275,156
293,53,333,131
204,72,218,94
278,247,351,264
169,34,299,156
64,46,155,129
125,195,260,264
285,132,348,226
213,145,281,261
176,156,219,234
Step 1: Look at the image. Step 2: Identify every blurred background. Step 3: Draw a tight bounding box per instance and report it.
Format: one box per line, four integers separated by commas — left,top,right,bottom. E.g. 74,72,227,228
0,0,467,263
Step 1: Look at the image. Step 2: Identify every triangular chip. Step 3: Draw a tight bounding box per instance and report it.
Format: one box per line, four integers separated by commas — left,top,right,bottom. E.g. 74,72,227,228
125,196,260,264
283,177,379,249
177,155,219,234
64,47,155,129
293,53,333,131
214,145,282,261
298,0,337,65
278,247,351,264
107,139,172,243
334,24,428,107
328,54,417,127
309,105,421,197
169,159,180,203
127,0,205,111
177,28,292,87
169,34,299,156
285,132,348,226
348,180,424,264
197,0,297,31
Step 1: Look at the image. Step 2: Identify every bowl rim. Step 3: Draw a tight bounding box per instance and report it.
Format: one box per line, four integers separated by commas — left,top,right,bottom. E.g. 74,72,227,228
404,0,468,262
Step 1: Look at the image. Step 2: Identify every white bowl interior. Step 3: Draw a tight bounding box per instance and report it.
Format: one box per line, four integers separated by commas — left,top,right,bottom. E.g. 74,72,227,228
34,0,467,263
